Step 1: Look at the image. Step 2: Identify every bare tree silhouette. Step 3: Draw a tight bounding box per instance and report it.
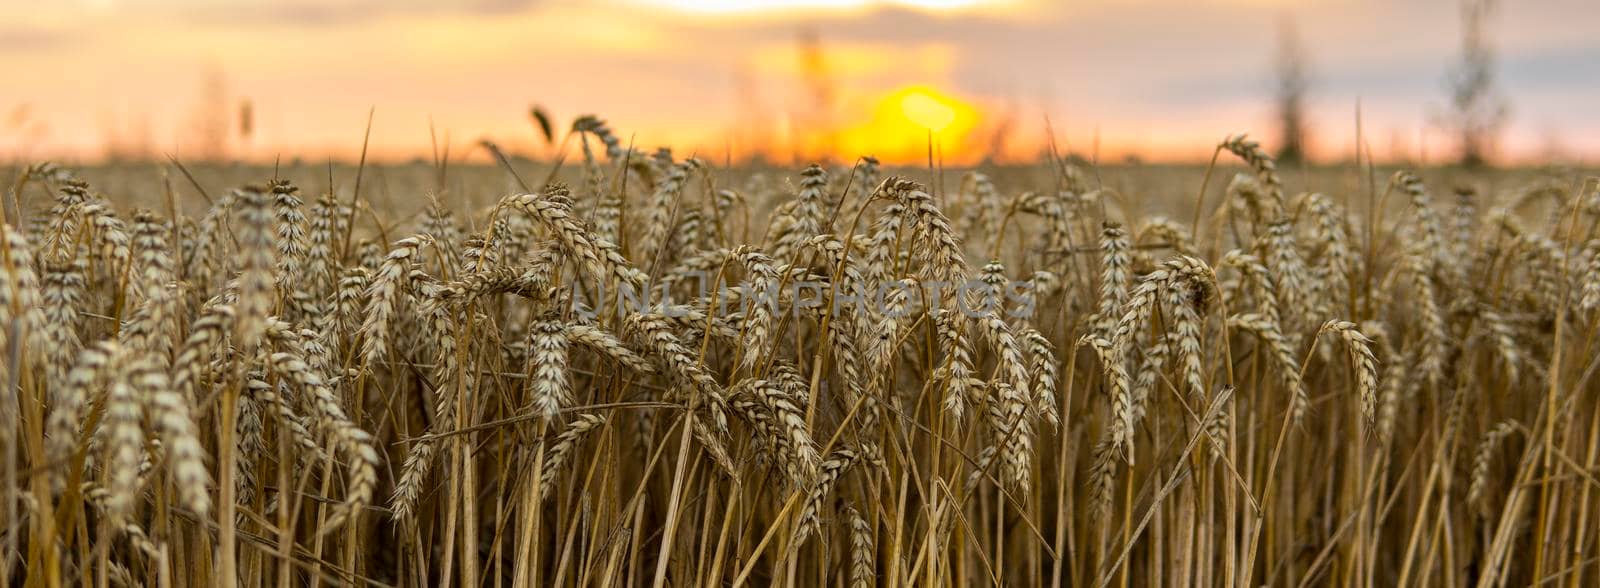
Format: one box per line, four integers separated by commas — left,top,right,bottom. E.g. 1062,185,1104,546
1443,0,1508,167
1274,16,1309,164
189,66,230,161
795,28,836,161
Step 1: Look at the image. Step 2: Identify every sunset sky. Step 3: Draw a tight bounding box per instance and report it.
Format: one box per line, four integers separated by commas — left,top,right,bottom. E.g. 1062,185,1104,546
2,0,1597,164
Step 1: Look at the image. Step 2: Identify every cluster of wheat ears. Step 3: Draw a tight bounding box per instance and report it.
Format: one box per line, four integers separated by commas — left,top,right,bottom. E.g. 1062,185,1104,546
0,121,1597,587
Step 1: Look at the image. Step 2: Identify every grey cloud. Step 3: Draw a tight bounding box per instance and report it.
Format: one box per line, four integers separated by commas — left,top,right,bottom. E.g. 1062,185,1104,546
661,1,1597,116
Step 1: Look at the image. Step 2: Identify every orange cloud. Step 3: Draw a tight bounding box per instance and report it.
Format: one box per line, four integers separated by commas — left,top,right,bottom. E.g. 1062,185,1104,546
751,42,956,80
622,0,1025,17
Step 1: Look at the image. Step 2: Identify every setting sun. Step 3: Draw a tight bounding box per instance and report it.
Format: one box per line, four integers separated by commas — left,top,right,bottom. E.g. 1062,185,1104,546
833,85,981,162
5,0,1600,585
900,90,958,132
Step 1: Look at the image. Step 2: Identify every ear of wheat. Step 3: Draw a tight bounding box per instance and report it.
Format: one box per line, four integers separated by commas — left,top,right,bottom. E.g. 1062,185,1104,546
6,135,1594,587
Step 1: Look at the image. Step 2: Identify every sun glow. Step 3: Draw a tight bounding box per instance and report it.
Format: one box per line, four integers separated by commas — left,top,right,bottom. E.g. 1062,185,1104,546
834,85,980,163
900,90,957,132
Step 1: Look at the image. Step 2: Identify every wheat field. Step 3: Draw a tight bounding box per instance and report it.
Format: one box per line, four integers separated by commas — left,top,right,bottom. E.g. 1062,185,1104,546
0,125,1597,587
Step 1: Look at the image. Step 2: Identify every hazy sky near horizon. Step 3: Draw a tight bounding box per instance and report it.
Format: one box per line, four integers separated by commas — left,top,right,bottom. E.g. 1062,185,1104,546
2,0,1597,164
